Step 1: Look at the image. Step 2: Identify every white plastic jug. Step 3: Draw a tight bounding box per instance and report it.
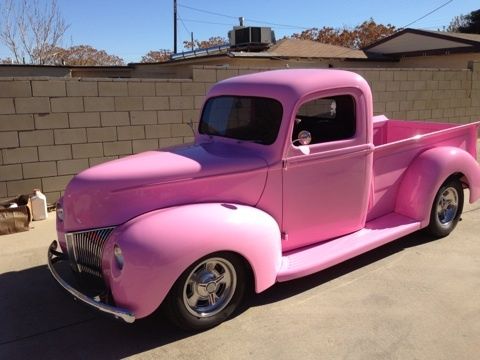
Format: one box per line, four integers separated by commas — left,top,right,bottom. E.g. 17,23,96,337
31,189,48,221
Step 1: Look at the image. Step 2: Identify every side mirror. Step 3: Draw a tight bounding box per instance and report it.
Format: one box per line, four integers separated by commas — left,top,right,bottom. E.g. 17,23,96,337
293,130,312,146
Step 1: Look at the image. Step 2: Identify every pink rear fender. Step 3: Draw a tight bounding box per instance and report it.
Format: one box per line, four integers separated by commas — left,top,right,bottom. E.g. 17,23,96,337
102,203,282,319
395,146,480,226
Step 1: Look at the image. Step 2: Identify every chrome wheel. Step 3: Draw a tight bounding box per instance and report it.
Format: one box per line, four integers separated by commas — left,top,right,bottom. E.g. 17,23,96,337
427,177,464,238
182,257,237,318
436,186,459,227
165,252,247,330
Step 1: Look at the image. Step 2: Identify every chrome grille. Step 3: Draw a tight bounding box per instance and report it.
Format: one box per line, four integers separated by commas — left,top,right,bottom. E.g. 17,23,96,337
65,227,114,278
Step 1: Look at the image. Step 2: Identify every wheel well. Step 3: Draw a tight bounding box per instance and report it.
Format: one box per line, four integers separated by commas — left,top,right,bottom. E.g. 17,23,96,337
443,172,469,189
223,251,255,294
453,172,469,189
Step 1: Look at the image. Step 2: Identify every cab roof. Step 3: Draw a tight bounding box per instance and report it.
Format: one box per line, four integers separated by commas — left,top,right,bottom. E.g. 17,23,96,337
207,69,371,103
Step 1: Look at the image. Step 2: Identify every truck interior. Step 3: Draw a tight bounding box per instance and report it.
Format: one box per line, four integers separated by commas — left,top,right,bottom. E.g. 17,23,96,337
292,95,356,145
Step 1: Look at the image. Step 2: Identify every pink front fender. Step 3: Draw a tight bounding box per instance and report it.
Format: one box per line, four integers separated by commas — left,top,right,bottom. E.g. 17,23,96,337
395,146,480,226
102,203,282,319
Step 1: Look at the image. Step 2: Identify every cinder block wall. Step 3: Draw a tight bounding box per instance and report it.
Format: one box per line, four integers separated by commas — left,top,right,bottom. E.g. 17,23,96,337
1,63,479,203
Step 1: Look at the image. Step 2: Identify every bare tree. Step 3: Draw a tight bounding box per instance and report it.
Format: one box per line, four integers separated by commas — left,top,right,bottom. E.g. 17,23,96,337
0,0,69,64
0,57,14,64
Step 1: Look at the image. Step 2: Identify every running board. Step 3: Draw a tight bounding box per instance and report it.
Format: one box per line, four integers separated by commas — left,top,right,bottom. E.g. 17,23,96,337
277,213,422,282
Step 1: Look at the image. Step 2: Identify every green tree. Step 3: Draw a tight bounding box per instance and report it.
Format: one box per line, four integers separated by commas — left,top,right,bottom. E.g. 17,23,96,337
447,9,480,33
458,9,480,33
447,15,466,32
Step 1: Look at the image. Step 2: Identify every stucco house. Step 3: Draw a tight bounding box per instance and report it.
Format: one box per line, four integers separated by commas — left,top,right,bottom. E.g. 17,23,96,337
364,28,480,68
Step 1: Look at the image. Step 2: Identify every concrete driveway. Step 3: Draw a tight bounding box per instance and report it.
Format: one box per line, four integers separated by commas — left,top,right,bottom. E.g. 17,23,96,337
1,199,479,359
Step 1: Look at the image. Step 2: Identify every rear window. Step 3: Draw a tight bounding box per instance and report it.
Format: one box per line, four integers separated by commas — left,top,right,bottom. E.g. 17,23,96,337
199,96,283,145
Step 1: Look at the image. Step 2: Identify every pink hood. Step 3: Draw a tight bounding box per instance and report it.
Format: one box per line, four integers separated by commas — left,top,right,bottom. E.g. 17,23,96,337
63,142,268,231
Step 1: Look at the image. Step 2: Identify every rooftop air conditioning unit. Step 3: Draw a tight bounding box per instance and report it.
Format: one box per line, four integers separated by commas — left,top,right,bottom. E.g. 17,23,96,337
229,26,275,47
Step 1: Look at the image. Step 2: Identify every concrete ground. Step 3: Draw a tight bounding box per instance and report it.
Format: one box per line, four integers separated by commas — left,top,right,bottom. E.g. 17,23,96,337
0,200,479,359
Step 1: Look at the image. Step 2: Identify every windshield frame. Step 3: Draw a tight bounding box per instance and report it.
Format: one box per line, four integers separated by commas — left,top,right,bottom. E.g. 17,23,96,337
198,95,284,145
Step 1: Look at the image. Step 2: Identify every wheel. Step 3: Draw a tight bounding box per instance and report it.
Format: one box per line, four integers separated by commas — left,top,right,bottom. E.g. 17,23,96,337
164,252,247,331
426,177,464,238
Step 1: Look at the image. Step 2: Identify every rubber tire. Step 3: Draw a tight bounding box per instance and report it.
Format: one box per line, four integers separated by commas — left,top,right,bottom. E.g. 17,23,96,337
426,177,464,238
164,252,247,331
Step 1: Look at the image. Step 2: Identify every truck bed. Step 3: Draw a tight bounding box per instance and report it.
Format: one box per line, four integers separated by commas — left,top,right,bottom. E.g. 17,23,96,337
373,117,460,145
368,117,479,221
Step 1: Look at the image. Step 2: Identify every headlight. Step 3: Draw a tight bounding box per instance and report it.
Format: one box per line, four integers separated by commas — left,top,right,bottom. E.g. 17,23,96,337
56,203,64,221
113,244,124,270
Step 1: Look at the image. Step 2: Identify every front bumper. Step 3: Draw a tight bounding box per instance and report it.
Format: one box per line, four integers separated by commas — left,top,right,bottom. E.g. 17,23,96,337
47,240,135,323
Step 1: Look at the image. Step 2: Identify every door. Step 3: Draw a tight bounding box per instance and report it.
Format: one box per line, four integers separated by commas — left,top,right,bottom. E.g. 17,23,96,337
282,94,372,251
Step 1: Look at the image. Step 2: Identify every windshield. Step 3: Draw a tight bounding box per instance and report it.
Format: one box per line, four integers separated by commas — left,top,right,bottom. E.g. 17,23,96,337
199,96,283,145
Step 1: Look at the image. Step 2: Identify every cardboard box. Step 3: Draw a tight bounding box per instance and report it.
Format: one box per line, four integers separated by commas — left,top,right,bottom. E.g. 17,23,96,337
0,195,32,235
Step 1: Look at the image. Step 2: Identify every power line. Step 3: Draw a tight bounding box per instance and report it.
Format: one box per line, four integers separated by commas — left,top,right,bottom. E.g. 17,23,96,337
245,18,309,30
399,0,454,29
178,4,238,20
181,17,309,31
177,14,191,34
178,3,309,30
181,18,235,27
180,1,456,33
177,14,190,49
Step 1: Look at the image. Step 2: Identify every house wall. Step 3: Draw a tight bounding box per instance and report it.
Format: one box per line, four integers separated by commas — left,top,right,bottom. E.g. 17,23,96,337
396,53,480,69
129,53,480,78
129,58,400,78
1,62,479,203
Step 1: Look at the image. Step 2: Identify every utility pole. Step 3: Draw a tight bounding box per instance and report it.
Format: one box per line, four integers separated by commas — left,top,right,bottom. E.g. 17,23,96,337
173,0,177,53
191,32,194,50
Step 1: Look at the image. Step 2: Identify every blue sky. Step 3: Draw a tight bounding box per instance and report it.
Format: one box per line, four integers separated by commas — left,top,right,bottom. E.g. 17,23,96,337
0,0,478,63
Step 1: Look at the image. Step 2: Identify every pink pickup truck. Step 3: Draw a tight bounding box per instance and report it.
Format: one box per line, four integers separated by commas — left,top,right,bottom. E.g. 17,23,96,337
48,69,480,330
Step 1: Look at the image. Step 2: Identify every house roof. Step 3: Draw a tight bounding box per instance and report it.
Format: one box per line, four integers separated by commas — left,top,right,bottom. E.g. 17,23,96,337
364,28,480,56
262,38,367,59
168,38,368,63
428,31,480,42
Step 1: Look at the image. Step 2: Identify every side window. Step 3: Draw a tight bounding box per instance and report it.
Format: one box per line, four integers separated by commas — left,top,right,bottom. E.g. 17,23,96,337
292,95,356,145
